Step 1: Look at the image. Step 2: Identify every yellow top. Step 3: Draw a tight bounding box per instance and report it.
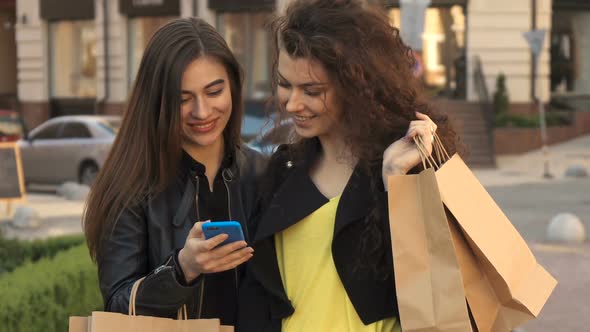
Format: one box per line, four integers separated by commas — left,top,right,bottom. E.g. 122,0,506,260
275,195,401,332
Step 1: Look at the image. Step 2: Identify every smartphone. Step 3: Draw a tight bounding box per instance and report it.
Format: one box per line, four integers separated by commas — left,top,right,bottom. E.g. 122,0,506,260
202,221,245,246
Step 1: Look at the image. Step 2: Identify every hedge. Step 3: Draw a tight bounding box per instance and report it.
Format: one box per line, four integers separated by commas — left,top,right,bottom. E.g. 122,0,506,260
0,234,85,275
0,244,102,332
494,112,571,128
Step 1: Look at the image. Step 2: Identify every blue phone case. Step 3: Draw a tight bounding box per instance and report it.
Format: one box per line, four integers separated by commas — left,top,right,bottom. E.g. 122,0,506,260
202,221,245,246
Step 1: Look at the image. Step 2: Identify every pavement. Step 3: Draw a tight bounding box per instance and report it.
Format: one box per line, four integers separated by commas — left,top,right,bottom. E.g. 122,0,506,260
471,135,590,332
0,189,85,240
1,135,589,331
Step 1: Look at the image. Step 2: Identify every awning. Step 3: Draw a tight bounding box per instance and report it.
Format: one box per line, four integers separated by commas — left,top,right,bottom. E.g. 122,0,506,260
40,0,94,21
553,0,590,11
208,0,275,12
119,0,180,17
381,0,467,7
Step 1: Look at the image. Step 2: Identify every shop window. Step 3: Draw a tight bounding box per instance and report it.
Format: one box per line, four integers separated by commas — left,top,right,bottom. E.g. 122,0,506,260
128,16,176,87
388,5,466,96
217,12,273,101
50,20,97,98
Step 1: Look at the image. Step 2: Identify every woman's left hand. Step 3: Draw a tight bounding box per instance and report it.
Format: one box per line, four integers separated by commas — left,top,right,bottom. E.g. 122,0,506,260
382,111,437,190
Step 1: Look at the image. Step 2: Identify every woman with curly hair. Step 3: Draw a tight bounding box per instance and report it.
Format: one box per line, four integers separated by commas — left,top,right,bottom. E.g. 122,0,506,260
236,0,459,331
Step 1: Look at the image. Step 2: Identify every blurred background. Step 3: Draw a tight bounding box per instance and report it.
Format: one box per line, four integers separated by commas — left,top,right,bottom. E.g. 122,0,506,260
0,0,588,331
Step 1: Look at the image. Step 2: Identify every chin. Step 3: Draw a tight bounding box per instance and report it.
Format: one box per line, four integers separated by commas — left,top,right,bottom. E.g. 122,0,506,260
183,131,223,148
294,127,319,139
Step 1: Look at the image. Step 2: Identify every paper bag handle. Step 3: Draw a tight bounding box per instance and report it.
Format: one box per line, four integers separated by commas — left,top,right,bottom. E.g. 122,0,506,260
413,135,438,170
413,133,451,170
128,277,189,320
128,277,145,316
433,133,451,162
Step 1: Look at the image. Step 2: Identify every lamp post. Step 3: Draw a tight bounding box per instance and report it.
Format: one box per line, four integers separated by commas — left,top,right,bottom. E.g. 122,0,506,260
523,29,552,179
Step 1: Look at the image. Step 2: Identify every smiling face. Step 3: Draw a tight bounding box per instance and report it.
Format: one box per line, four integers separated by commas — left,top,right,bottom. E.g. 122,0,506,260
276,50,343,140
180,55,233,150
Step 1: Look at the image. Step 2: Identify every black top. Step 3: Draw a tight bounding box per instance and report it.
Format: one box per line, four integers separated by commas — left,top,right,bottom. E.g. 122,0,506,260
181,150,233,223
178,150,239,324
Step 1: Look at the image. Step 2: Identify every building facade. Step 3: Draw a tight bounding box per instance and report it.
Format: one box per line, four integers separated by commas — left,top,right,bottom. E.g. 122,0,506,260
0,0,17,110
16,0,582,129
15,0,293,129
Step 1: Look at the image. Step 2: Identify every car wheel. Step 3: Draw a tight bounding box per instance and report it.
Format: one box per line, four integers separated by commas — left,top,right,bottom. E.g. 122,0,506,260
79,162,99,186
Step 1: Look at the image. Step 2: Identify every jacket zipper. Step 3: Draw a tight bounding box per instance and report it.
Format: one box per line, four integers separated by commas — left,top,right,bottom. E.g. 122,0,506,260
195,175,206,319
222,170,239,292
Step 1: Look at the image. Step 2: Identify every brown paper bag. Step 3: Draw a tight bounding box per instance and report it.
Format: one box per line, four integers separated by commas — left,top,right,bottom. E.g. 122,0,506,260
430,136,557,332
69,277,234,332
388,167,473,332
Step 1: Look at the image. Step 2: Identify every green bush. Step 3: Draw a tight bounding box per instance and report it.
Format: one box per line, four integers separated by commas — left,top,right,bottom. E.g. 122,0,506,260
0,234,85,275
493,73,510,114
494,112,571,128
0,244,102,332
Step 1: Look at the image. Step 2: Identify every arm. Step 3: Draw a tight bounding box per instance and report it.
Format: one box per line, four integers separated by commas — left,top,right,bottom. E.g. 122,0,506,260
97,207,200,318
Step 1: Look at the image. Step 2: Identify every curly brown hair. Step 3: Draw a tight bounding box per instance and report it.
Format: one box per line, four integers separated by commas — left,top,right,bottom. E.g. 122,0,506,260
270,0,458,169
268,0,460,276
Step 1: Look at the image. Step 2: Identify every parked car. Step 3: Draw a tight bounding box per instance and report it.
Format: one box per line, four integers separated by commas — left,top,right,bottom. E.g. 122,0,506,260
241,114,270,141
0,110,23,142
17,115,121,186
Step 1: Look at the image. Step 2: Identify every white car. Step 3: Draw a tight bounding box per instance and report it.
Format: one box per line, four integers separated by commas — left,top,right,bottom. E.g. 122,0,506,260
17,115,121,186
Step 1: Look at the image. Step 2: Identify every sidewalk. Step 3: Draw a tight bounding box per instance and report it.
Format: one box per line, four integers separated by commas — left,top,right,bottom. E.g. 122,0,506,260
473,133,590,187
0,192,85,241
473,135,590,332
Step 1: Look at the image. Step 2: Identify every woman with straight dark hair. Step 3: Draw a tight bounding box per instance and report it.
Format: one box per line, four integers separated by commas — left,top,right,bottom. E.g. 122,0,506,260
84,17,265,324
237,0,460,331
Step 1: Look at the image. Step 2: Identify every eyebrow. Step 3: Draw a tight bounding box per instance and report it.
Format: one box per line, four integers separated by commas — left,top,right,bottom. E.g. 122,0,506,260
181,79,225,95
277,71,327,88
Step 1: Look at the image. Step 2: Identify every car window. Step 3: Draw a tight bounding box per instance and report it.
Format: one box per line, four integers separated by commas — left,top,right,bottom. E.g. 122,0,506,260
97,119,121,135
32,123,63,140
60,122,92,139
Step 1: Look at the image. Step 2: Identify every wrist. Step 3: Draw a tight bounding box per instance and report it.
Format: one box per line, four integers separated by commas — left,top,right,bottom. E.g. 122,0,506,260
178,248,200,283
383,164,408,176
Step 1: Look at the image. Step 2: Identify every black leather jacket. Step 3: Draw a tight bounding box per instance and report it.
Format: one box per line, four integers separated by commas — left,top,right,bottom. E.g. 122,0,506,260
237,141,398,332
97,144,266,324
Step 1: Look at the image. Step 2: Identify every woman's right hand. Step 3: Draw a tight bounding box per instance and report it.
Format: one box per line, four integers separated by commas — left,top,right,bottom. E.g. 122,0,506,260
178,221,254,283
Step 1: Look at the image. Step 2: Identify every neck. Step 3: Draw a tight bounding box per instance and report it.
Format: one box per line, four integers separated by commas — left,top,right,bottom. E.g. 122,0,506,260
317,130,355,168
183,136,225,175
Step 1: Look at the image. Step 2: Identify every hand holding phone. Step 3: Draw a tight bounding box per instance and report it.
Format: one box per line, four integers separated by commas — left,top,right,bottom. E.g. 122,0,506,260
178,221,253,283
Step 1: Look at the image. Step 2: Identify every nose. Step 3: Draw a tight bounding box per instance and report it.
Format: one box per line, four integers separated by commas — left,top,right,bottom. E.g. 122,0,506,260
285,89,304,114
190,97,212,120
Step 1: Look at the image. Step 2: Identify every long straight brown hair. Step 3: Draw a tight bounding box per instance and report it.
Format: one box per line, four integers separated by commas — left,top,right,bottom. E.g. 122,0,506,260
84,18,244,260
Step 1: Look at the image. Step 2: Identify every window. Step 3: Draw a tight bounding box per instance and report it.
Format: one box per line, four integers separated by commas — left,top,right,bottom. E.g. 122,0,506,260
128,16,176,87
97,119,121,135
33,123,62,140
217,12,273,101
50,20,97,98
550,11,590,96
388,6,466,94
60,122,92,139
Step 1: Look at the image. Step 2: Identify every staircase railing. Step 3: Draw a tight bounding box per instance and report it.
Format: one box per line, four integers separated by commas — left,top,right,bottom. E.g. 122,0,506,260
472,55,497,167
